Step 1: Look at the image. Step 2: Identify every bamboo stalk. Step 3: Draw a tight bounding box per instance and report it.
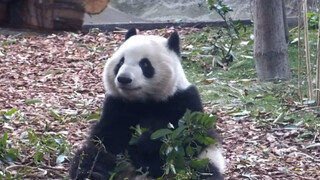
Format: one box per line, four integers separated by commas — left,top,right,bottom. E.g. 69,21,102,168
298,0,303,102
303,0,314,100
316,2,320,105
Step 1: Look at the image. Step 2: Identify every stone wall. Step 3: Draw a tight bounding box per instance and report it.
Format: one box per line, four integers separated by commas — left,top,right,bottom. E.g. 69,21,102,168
110,0,302,22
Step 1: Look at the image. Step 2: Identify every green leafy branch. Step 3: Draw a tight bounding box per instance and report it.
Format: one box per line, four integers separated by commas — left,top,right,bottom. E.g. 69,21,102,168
195,0,240,68
207,0,237,57
151,110,218,180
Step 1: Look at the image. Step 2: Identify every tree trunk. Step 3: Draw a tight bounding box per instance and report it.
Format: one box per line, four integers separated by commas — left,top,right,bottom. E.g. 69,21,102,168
254,0,291,81
282,0,289,43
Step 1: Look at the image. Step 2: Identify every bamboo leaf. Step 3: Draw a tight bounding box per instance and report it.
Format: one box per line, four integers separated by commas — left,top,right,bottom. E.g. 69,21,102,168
50,109,63,121
186,145,195,157
190,158,209,169
171,125,187,138
0,132,8,147
25,99,42,105
34,151,44,163
151,129,172,139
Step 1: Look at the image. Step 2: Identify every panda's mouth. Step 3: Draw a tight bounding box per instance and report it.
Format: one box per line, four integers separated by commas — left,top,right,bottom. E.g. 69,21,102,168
120,86,142,91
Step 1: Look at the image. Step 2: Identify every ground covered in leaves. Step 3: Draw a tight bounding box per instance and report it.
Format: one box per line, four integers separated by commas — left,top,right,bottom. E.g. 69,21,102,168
0,28,319,179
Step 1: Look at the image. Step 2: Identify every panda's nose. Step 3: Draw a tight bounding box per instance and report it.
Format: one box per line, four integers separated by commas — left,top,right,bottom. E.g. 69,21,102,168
117,76,132,84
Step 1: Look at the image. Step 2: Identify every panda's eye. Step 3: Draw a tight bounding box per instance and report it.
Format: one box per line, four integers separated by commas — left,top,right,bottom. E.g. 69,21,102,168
140,60,149,68
114,57,125,75
119,58,124,65
139,58,155,78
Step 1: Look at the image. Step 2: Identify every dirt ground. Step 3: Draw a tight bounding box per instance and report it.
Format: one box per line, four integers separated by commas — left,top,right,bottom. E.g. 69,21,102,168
0,28,319,179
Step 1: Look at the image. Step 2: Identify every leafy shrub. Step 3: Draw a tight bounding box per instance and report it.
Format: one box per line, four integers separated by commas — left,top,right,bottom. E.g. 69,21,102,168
0,132,19,164
121,111,218,180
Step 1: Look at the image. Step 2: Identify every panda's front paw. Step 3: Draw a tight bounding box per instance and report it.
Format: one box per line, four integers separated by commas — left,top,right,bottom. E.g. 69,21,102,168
88,172,107,180
136,132,162,152
199,163,224,180
72,171,107,180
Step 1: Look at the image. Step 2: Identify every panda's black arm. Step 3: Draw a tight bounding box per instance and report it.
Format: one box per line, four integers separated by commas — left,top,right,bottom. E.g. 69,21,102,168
69,96,136,179
175,85,203,113
164,85,204,128
69,140,116,180
181,87,224,180
90,96,137,153
179,86,221,138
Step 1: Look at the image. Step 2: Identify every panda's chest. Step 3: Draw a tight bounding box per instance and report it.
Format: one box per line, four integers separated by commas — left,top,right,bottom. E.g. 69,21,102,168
129,104,176,131
124,99,183,131
137,113,170,131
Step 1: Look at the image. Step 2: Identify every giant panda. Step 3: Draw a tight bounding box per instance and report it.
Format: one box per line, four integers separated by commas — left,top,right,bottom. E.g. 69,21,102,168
69,28,225,180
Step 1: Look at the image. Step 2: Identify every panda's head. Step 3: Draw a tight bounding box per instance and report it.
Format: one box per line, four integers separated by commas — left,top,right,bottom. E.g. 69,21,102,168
103,28,190,102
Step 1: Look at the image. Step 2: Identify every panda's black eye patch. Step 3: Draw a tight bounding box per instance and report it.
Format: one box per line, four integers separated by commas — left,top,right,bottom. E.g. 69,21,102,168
139,58,154,78
114,57,124,75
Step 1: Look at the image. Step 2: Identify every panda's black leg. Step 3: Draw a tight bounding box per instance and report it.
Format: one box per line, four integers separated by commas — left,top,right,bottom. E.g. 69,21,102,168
69,141,116,180
199,163,224,180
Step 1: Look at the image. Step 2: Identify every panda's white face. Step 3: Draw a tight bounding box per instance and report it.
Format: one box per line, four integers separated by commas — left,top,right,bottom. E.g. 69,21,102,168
103,31,190,102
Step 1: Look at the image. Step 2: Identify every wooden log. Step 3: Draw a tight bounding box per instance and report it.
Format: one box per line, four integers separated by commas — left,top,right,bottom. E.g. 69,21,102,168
85,0,109,14
53,0,85,31
0,0,85,31
20,0,54,29
5,0,25,26
0,2,8,25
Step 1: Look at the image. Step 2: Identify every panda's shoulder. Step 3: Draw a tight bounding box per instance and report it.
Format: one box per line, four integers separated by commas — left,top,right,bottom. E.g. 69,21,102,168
171,85,201,100
167,85,203,111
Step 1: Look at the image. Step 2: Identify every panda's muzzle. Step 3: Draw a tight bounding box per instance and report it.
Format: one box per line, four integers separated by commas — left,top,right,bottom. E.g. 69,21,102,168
117,76,132,85
117,76,141,91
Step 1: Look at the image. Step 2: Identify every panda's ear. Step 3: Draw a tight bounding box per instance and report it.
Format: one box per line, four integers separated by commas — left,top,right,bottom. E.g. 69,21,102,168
125,28,137,40
168,31,180,56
